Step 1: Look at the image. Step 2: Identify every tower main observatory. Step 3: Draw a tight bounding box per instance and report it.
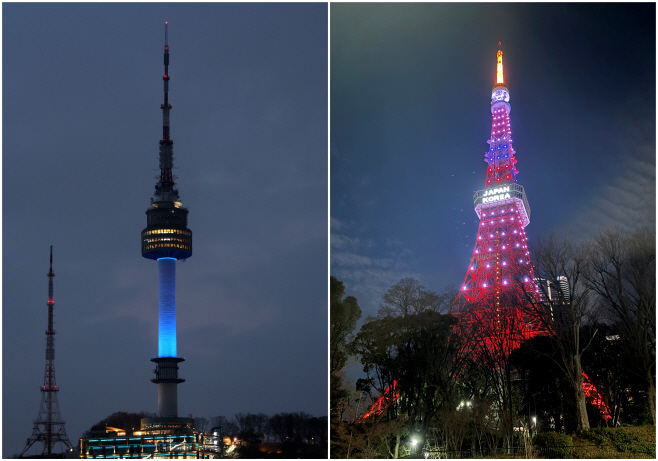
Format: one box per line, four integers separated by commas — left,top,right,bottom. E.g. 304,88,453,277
141,22,193,421
452,43,540,346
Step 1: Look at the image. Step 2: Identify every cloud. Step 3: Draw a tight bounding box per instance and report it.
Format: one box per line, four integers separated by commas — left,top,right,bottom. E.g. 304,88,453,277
333,266,421,319
384,238,402,247
330,226,420,317
330,233,361,250
331,252,373,267
566,142,655,237
331,217,344,230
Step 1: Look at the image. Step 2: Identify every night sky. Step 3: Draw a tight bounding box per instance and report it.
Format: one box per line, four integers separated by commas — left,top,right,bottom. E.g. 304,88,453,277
331,3,655,354
3,3,327,457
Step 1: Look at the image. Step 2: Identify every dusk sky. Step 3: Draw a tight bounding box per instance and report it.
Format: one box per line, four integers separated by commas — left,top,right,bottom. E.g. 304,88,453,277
330,1,655,377
3,3,327,457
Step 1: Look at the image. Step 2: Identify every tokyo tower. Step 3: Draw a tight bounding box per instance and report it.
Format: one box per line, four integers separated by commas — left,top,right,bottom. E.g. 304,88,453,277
453,42,540,346
363,43,611,422
453,43,612,422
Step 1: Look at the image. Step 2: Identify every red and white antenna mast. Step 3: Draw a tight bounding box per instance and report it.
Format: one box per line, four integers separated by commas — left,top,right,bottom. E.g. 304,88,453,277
156,21,177,200
21,247,73,457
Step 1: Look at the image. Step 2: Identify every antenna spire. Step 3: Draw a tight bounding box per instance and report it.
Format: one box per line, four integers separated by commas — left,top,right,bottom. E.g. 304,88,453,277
496,42,504,85
163,22,170,108
155,21,177,201
48,245,54,277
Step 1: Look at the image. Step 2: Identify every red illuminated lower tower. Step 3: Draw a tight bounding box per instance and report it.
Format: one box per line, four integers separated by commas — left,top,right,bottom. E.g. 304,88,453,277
453,43,539,347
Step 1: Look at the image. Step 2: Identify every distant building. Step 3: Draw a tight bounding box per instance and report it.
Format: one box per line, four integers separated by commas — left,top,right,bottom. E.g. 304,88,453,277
78,420,235,459
534,276,570,304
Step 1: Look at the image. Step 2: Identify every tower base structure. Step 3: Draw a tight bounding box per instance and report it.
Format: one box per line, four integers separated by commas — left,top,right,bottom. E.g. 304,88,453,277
151,357,185,417
158,383,179,418
79,417,215,459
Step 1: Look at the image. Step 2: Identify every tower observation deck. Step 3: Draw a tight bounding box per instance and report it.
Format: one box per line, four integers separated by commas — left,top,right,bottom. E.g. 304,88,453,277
141,22,192,421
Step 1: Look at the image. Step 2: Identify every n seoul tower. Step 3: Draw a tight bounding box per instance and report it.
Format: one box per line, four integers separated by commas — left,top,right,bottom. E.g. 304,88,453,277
141,22,193,418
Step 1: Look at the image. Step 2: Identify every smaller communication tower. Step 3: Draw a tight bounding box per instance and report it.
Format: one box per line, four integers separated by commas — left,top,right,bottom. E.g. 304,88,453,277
21,246,73,458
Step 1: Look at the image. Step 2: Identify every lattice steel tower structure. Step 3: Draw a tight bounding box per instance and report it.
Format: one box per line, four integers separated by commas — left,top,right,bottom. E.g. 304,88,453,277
141,22,193,419
453,43,613,422
362,44,612,423
454,43,540,345
21,246,73,457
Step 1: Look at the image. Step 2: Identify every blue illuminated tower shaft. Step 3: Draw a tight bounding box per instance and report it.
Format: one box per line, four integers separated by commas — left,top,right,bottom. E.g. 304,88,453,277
158,257,177,356
142,22,192,419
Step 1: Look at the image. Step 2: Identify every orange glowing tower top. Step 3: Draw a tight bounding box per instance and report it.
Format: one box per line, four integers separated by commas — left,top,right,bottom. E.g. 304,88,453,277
496,41,504,85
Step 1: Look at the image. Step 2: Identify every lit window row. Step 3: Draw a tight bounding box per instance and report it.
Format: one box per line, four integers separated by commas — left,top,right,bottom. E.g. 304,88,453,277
144,229,191,236
143,243,191,251
144,237,190,244
86,436,196,446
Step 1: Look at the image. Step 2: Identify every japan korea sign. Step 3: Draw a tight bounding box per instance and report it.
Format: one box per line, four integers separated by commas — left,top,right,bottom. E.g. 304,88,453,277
481,186,511,203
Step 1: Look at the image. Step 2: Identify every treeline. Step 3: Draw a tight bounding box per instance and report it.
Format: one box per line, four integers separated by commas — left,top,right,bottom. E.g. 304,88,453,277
195,412,327,445
201,412,327,458
331,228,655,458
82,411,156,437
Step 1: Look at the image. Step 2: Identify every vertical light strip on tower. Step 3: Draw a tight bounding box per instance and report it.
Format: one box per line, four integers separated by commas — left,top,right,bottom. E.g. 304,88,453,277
21,246,73,457
141,22,192,418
